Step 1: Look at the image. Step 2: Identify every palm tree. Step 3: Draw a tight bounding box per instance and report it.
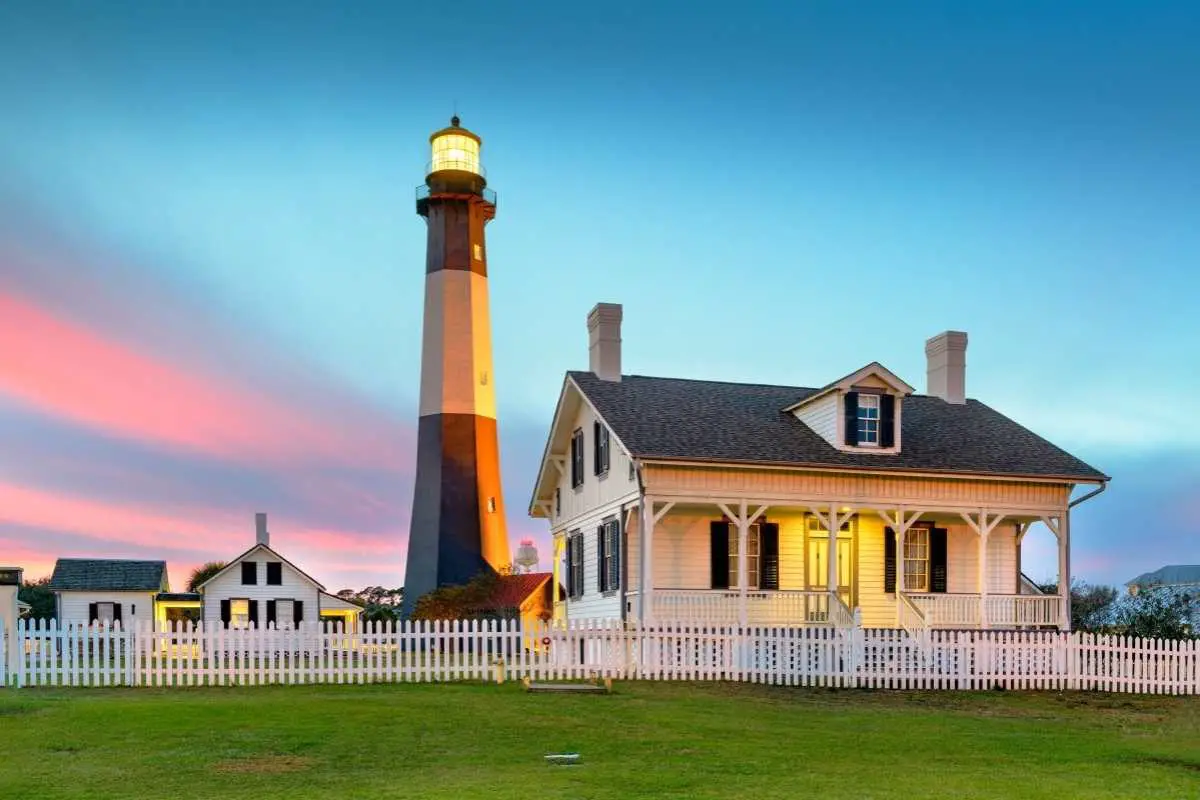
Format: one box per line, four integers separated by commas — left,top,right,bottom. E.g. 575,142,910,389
187,561,227,591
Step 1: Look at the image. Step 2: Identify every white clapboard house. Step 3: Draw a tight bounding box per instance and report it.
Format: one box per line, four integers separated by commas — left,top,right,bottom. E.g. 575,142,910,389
47,558,169,627
529,304,1109,635
196,513,363,631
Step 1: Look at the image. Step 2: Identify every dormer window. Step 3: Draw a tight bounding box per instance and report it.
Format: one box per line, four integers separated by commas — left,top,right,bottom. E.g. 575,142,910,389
857,394,880,445
843,391,895,448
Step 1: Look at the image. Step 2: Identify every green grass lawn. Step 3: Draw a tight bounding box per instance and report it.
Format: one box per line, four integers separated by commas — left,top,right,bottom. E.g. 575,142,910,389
1,682,1197,799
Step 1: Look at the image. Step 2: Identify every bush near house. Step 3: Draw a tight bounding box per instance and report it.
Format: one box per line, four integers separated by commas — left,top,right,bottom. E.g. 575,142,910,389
1037,579,1118,631
1040,578,1196,638
410,570,521,621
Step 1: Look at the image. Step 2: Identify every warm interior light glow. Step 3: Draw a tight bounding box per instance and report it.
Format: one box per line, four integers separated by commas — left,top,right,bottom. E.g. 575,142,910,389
430,133,481,175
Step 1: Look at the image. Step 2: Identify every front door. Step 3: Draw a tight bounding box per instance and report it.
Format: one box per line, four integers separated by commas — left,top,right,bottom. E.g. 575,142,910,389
806,517,855,608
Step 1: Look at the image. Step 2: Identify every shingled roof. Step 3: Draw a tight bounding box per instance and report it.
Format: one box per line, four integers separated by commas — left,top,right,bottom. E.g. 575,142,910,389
568,371,1107,481
48,559,168,592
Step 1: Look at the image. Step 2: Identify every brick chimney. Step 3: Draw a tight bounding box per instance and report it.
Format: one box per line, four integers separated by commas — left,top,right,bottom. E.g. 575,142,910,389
255,512,269,547
587,303,622,382
925,331,968,404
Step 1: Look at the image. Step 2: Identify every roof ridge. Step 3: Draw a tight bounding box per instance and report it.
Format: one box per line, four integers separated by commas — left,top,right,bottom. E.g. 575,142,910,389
571,370,816,392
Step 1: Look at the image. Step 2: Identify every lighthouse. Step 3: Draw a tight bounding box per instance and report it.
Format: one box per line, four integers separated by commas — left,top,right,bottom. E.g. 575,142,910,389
402,117,510,615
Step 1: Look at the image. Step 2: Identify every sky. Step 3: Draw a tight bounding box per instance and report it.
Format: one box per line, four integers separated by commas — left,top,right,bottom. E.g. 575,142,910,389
1,1,1197,593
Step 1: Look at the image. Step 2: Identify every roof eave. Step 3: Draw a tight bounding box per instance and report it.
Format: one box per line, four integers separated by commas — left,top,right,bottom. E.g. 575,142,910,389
636,455,1109,485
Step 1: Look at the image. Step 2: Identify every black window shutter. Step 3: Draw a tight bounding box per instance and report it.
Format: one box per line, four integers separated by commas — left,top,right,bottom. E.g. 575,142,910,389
248,600,259,628
565,536,575,597
592,422,601,475
760,523,780,591
88,602,98,624
241,561,257,585
844,392,859,446
596,524,606,592
267,562,282,585
112,603,123,624
880,394,896,448
266,600,277,626
293,600,304,623
930,528,948,593
611,520,621,590
710,521,730,589
220,599,231,628
884,527,897,593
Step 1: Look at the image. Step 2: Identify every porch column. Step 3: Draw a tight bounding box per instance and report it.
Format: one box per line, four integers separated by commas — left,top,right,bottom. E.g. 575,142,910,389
717,500,767,628
1059,511,1071,630
639,499,654,624
812,506,855,606
961,511,1004,627
639,498,676,625
736,501,749,626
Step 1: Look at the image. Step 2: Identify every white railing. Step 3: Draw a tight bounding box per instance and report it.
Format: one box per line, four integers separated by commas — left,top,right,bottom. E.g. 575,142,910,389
984,594,1063,627
906,593,1064,628
649,590,847,627
5,619,1199,694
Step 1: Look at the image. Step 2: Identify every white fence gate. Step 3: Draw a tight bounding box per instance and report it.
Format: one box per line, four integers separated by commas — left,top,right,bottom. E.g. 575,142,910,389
3,619,1197,694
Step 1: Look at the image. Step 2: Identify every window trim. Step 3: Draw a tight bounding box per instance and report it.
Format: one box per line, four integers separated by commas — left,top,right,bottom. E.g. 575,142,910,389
728,523,762,590
230,597,251,630
857,393,881,447
903,524,932,593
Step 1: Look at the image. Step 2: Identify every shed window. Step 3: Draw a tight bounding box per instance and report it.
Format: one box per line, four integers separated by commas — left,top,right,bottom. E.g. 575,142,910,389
241,561,257,585
266,562,282,586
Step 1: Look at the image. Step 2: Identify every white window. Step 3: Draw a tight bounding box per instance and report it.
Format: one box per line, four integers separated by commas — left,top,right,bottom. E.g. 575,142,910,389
231,598,250,629
96,602,114,624
904,528,930,592
276,600,294,628
473,243,483,261
857,394,880,445
729,524,761,590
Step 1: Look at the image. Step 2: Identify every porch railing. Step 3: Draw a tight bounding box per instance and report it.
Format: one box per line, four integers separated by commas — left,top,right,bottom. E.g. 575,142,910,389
906,593,1063,629
636,590,850,627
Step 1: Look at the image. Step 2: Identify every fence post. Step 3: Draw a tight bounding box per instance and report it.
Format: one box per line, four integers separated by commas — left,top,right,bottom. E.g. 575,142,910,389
0,566,23,688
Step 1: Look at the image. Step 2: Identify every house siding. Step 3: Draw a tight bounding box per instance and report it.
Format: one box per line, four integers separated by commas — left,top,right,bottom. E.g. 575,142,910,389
644,464,1071,510
56,591,157,625
793,394,838,446
549,398,639,530
555,495,633,623
201,546,322,627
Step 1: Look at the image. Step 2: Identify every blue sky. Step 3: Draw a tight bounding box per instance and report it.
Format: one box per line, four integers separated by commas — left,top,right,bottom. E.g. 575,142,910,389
0,1,1196,589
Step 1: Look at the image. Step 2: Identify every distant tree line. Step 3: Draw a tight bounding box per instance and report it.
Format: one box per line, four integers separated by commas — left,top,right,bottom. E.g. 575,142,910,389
1037,578,1196,639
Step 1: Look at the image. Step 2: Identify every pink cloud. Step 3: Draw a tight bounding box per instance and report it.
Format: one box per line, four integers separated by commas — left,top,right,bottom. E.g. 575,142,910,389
0,290,408,470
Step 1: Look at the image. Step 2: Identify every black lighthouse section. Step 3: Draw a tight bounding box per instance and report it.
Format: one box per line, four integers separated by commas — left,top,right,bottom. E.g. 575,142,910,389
401,413,496,615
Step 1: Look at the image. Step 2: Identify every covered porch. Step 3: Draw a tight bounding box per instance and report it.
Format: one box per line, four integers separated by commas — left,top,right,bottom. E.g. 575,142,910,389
629,496,1072,634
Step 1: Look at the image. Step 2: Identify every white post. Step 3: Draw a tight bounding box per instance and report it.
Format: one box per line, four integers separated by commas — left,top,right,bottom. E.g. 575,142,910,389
1059,511,1071,630
978,526,989,628
827,508,838,596
640,499,654,624
737,500,749,628
0,566,22,686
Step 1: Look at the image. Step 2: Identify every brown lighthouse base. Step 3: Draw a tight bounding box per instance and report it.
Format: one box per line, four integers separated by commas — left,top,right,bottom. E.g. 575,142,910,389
401,413,508,616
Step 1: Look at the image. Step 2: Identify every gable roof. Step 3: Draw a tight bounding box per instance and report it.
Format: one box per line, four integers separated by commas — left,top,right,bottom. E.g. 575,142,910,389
195,544,325,592
48,559,168,592
565,371,1108,482
783,361,915,412
1126,565,1200,588
478,573,553,609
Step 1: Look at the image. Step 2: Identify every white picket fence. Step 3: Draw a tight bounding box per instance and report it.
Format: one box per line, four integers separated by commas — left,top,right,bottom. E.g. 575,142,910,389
3,619,1198,694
